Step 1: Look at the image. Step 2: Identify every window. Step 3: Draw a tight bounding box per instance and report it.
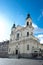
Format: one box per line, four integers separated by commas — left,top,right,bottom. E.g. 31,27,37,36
31,32,33,35
27,22,29,26
11,31,13,34
27,45,29,50
32,46,34,50
9,48,10,52
17,33,19,39
27,32,29,36
10,39,12,41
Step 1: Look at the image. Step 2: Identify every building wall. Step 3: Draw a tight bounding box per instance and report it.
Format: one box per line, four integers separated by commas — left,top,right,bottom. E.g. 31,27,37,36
8,14,40,56
10,25,33,42
0,40,9,57
39,44,43,50
8,38,39,55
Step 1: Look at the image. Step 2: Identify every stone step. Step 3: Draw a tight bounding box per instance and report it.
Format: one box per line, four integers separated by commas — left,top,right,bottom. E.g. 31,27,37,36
9,55,18,58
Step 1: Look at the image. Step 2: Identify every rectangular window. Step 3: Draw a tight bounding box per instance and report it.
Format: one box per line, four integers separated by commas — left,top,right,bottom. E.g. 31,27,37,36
27,45,29,50
9,48,10,52
27,32,29,36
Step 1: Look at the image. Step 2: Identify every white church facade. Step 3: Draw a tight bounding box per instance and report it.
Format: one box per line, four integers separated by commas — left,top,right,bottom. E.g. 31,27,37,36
8,14,41,57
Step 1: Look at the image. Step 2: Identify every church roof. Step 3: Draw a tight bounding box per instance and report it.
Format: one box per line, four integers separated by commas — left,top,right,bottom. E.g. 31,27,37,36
31,35,39,42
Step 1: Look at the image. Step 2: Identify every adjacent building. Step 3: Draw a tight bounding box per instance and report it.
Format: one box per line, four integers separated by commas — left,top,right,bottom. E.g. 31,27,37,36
0,40,9,57
39,43,43,50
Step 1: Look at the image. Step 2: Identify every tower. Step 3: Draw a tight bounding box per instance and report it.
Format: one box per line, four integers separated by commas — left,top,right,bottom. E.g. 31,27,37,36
26,14,32,27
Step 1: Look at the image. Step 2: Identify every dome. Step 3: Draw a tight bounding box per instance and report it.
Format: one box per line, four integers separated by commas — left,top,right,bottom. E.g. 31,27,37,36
26,13,31,20
12,23,16,28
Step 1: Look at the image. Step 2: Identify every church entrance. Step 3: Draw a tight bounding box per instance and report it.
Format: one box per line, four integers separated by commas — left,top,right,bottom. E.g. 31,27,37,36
16,50,18,55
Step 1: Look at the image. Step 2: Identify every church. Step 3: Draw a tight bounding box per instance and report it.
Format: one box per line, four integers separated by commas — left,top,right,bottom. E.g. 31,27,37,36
8,14,41,57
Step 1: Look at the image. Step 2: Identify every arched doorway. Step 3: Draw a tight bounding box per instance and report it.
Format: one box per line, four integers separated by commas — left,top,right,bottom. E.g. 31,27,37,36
16,49,18,55
15,45,19,55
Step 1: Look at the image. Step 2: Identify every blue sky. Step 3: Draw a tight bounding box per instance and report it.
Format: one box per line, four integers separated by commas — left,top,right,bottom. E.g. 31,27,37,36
0,0,43,43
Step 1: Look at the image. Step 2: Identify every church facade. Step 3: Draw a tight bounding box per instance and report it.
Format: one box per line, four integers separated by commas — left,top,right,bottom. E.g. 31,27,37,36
8,14,40,57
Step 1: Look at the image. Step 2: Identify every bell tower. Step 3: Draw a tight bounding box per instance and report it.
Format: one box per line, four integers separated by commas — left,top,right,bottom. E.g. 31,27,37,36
26,14,32,27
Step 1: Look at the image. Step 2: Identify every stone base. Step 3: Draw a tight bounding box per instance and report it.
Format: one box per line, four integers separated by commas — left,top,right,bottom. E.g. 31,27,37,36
18,53,32,58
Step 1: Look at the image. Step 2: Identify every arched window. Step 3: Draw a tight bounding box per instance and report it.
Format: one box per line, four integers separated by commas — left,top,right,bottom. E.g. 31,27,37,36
27,32,29,36
17,33,19,40
27,22,29,26
27,45,29,50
